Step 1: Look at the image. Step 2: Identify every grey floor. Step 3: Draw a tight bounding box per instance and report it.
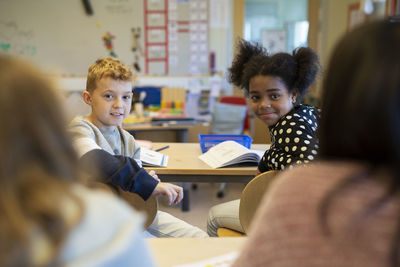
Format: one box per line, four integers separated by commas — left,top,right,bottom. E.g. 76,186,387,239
158,182,245,232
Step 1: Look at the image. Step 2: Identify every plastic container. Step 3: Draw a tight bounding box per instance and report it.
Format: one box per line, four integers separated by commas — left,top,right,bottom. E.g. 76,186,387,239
199,134,253,153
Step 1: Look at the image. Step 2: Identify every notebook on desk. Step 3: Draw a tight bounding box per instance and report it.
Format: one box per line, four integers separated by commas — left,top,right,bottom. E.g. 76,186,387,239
140,147,168,167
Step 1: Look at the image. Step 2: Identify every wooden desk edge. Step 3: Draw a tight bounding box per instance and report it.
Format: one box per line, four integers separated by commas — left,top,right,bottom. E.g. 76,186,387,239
123,124,194,131
148,237,246,267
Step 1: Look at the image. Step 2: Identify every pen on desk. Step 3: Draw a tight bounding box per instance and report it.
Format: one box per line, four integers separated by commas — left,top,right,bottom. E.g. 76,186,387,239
155,145,170,152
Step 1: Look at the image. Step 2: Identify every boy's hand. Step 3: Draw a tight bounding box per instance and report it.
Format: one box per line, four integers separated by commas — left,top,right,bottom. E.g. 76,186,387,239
152,182,183,205
148,170,160,182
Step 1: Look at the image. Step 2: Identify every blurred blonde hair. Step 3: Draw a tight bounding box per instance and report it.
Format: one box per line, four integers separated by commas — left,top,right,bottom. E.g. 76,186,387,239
86,57,134,92
0,55,83,266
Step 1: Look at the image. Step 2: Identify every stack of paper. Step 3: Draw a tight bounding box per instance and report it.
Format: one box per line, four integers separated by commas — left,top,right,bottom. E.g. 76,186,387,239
140,147,169,167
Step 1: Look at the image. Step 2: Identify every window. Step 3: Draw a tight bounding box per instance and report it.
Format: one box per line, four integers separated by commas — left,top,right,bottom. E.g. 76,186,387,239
244,0,309,53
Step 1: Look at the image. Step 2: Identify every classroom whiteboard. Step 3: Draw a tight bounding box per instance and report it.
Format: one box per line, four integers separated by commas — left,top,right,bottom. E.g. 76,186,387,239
0,0,209,75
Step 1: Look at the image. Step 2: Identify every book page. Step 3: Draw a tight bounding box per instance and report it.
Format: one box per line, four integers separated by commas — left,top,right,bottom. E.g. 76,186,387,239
249,149,265,159
198,141,251,168
140,147,169,167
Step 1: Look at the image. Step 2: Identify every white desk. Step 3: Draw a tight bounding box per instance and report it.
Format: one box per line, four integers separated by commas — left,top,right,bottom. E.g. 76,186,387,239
148,237,246,267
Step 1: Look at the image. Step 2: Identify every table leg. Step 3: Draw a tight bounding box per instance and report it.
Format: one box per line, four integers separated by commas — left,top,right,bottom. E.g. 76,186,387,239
177,129,189,142
182,182,190,212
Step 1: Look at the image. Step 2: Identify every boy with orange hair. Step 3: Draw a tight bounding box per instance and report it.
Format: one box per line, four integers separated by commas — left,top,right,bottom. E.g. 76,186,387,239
69,57,207,237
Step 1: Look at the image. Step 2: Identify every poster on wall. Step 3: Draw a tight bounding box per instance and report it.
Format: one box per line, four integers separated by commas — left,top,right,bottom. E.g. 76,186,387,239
261,29,286,54
143,0,209,75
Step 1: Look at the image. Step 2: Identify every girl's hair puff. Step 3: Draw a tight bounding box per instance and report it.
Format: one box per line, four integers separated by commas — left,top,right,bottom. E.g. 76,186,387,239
292,47,321,101
228,39,268,90
229,39,320,102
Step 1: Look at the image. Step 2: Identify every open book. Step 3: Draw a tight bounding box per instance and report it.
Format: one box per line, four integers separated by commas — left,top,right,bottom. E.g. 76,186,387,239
198,140,265,168
140,147,169,167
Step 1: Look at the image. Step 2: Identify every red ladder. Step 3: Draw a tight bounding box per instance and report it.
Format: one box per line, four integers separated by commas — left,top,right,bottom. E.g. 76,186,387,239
144,0,168,74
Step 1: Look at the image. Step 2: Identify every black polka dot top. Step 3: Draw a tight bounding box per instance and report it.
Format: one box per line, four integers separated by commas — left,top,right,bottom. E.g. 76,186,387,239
258,104,320,172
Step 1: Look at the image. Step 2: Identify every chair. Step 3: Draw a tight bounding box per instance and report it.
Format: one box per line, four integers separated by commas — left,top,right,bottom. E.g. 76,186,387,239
209,96,248,135
219,96,250,133
217,170,279,237
210,96,249,197
91,182,158,229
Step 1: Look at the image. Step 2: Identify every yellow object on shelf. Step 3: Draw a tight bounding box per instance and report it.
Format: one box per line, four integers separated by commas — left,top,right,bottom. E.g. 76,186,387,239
161,87,186,110
123,115,151,124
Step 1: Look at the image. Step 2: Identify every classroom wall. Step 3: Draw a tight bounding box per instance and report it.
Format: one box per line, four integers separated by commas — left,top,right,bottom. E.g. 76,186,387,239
0,0,367,83
0,0,233,77
318,0,360,70
0,0,146,75
209,0,233,75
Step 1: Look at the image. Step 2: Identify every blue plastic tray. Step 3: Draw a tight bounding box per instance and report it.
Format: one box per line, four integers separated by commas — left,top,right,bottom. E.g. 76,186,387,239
199,134,253,153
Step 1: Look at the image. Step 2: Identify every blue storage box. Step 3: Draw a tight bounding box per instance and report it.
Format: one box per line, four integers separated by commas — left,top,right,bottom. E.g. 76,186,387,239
199,134,253,153
133,86,161,107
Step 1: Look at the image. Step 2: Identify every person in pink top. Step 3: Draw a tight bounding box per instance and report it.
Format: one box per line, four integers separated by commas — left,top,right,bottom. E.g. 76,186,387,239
232,19,400,267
